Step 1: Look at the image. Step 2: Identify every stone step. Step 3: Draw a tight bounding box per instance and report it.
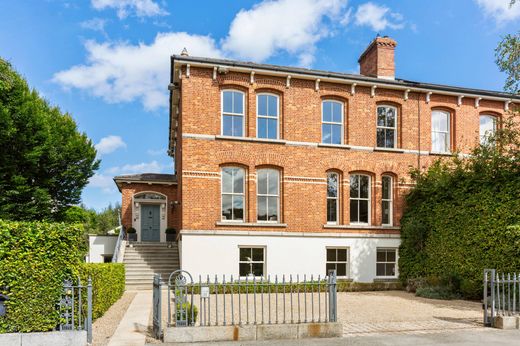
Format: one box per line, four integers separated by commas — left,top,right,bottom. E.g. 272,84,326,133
124,252,178,257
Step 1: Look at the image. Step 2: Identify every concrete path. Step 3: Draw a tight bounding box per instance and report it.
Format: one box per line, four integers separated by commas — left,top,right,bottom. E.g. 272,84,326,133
108,291,152,346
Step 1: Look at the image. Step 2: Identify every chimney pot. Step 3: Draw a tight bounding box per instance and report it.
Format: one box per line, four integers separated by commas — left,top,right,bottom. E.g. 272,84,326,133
358,36,397,80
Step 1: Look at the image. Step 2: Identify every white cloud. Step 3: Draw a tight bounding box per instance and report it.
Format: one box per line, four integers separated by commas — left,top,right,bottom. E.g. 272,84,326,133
53,32,222,111
80,18,107,33
95,135,127,154
89,173,116,193
147,148,165,156
91,0,168,19
222,0,349,66
354,2,404,31
106,160,165,175
475,0,520,23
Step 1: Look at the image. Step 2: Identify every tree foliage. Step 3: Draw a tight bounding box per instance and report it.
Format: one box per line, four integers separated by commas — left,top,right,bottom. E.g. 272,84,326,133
495,1,519,93
399,114,520,298
64,203,121,235
0,58,99,221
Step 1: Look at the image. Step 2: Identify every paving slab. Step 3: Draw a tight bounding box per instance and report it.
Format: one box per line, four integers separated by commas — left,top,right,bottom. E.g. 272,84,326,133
108,291,152,346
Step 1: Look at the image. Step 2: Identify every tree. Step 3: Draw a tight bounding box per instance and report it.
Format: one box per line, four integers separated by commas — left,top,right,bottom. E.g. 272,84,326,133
495,1,519,93
0,58,99,221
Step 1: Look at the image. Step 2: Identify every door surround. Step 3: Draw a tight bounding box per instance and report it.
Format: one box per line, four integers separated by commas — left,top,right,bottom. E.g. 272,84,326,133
132,191,167,242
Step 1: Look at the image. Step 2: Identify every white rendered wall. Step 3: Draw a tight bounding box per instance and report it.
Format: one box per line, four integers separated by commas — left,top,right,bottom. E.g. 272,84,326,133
88,235,117,263
180,231,401,282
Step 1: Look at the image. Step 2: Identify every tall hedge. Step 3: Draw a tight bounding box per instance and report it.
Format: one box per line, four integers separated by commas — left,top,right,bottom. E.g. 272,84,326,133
79,263,125,320
399,115,520,298
0,220,83,333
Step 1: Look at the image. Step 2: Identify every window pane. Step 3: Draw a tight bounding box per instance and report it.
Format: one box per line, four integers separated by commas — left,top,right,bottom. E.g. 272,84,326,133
387,250,396,262
350,175,359,198
257,170,267,194
377,128,385,147
222,195,232,220
326,263,335,274
233,196,244,220
480,115,496,143
327,199,337,222
385,129,395,148
382,176,391,199
222,168,233,193
337,263,347,277
258,95,267,116
267,170,279,194
359,200,369,223
233,116,243,137
267,196,278,221
239,263,250,276
323,102,332,122
377,107,386,126
257,196,267,221
376,250,386,262
327,249,336,261
331,124,341,144
327,174,338,197
223,115,233,136
360,176,369,198
223,91,233,113
267,118,277,139
240,248,251,261
268,95,278,117
386,263,395,276
233,168,244,193
337,249,347,262
382,200,390,225
387,108,396,127
258,118,267,138
376,263,385,276
252,248,264,261
322,124,331,143
252,263,264,276
332,102,342,123
432,132,441,152
233,92,243,114
432,111,448,132
350,200,358,223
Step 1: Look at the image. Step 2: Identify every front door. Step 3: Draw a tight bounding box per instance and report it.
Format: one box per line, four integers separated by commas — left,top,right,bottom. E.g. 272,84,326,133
141,204,161,242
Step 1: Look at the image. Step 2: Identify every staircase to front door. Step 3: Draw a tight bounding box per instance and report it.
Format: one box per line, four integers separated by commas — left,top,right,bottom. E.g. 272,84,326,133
124,242,180,290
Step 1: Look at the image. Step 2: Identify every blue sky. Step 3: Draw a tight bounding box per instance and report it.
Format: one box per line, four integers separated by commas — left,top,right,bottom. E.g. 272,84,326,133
0,0,518,211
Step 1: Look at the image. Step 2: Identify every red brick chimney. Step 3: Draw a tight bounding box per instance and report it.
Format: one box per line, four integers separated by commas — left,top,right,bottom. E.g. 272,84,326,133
358,36,397,80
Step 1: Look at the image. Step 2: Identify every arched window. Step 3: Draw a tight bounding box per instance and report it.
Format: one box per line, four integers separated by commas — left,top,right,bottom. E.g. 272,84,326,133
432,110,450,153
381,175,393,226
322,100,343,144
327,172,339,224
134,192,166,200
377,105,397,148
257,93,279,139
222,90,245,137
480,114,497,145
221,167,245,221
350,174,370,224
257,168,280,222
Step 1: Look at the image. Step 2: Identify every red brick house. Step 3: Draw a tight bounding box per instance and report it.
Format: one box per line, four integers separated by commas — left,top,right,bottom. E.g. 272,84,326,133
115,36,518,283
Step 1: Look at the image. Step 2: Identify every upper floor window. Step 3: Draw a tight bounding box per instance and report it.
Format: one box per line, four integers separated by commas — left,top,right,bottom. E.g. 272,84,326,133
480,115,497,145
322,100,343,144
350,174,370,224
222,90,244,137
377,105,397,148
327,172,339,224
382,176,393,226
432,110,450,153
221,167,245,221
257,168,280,222
257,94,279,139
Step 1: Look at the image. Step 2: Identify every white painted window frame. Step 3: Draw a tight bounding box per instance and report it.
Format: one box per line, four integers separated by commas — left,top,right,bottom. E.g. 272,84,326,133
326,246,350,278
321,100,344,145
326,172,339,225
376,247,399,278
256,168,280,223
376,105,398,149
238,245,266,279
431,110,451,153
221,89,245,137
381,175,393,226
256,93,279,140
221,166,246,222
350,174,371,225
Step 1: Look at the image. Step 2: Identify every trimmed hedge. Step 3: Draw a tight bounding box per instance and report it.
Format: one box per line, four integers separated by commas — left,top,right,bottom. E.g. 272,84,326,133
79,263,125,320
0,220,83,333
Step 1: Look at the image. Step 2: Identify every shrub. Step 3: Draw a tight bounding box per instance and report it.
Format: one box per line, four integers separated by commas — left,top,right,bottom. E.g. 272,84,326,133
0,220,83,333
79,263,125,320
176,301,198,325
415,286,461,300
165,228,176,234
126,227,136,233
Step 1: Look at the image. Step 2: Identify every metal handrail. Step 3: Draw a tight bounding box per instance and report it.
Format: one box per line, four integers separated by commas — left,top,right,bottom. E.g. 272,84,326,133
112,213,126,263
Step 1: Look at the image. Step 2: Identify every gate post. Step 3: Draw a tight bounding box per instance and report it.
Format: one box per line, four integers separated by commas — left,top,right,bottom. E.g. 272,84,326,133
153,274,162,339
328,270,337,322
483,268,496,327
87,277,93,344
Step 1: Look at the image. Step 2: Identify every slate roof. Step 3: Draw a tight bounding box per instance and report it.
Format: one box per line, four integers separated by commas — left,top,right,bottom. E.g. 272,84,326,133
113,173,177,191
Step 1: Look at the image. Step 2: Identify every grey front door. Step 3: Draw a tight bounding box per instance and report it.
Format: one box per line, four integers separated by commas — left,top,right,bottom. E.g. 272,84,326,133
141,204,161,242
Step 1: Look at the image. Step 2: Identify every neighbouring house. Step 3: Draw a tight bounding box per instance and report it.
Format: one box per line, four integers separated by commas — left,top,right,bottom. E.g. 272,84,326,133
114,36,519,286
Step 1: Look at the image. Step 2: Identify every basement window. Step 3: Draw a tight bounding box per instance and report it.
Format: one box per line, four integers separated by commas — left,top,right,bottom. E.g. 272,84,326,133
239,247,265,277
376,248,397,277
326,247,349,277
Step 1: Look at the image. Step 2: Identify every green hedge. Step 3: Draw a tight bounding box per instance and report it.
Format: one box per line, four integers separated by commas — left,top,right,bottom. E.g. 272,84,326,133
79,263,125,320
0,220,83,333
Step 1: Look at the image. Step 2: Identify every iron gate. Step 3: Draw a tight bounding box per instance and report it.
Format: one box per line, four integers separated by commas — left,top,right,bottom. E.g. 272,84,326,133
483,268,520,327
59,277,92,344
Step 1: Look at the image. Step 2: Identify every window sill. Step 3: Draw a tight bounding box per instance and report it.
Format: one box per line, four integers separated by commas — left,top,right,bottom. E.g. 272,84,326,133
216,135,286,145
317,143,351,149
373,147,405,153
216,221,288,228
429,151,453,156
323,224,400,230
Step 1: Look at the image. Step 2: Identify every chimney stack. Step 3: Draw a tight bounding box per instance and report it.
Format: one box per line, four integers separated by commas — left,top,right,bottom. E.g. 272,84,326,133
358,36,397,80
